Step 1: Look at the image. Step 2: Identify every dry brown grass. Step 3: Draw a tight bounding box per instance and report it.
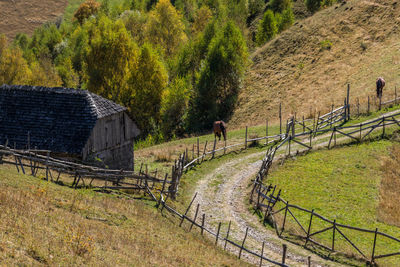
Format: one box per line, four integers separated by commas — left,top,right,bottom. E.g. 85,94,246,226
379,143,400,227
231,0,400,128
0,164,249,266
0,0,68,41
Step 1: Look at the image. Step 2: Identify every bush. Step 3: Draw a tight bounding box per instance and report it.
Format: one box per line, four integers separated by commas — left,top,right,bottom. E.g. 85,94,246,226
256,10,278,46
305,0,322,13
278,8,294,32
269,0,292,13
74,0,101,25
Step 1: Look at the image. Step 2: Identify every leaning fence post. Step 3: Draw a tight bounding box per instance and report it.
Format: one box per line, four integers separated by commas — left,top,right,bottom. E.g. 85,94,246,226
239,227,249,259
245,126,248,149
282,244,287,264
280,201,289,236
180,193,197,227
371,228,378,264
215,222,221,245
190,204,200,231
305,209,314,246
224,221,231,250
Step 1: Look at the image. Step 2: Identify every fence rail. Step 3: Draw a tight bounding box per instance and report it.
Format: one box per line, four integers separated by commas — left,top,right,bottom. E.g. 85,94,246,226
0,144,185,198
251,110,400,265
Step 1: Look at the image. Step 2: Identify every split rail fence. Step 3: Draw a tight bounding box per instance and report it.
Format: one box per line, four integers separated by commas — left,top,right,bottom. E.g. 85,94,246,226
0,144,185,199
250,109,400,265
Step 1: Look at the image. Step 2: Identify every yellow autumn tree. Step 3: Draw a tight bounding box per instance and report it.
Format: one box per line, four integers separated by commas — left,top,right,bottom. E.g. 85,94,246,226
192,5,212,35
145,0,187,56
83,16,138,102
0,35,31,85
74,0,101,25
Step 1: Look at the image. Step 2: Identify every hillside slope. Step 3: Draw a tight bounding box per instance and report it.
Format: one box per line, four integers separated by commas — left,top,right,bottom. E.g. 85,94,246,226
231,0,400,128
0,164,248,266
0,0,68,40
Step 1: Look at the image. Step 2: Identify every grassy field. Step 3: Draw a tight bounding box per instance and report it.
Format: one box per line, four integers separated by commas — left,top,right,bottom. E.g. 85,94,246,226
0,164,250,266
267,140,400,266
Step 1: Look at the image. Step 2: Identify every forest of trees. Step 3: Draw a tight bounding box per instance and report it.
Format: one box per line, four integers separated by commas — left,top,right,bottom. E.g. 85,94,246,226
0,0,334,144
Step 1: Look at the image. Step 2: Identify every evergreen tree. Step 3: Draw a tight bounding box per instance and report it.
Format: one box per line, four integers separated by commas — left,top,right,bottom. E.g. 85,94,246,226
305,0,322,13
256,10,278,46
269,0,292,13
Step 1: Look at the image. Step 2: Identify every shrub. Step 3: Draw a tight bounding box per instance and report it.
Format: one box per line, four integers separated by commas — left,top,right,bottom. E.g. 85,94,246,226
278,8,295,32
256,10,278,46
269,0,292,13
74,0,101,25
305,0,322,13
319,39,332,50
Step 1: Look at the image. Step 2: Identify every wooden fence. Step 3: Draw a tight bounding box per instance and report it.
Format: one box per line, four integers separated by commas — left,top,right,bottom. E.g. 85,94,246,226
250,110,400,265
0,144,185,199
155,191,294,267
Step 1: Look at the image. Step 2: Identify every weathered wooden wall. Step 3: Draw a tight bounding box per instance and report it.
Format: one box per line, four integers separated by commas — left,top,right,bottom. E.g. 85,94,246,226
82,112,140,170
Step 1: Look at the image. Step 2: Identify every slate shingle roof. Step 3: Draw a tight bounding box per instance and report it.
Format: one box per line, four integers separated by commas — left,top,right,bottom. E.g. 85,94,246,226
0,84,127,154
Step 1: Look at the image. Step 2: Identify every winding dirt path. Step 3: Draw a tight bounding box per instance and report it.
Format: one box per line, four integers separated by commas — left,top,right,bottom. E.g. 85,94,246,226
190,109,400,266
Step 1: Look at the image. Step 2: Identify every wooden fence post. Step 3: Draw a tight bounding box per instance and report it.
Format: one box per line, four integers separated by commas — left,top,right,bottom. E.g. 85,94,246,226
280,201,289,236
259,241,265,267
180,193,197,227
396,86,398,105
190,204,200,231
212,138,217,159
279,103,282,136
382,116,386,138
201,214,205,235
308,256,311,267
282,244,287,264
305,209,314,246
239,227,249,259
245,126,248,149
332,219,336,251
371,228,378,264
224,221,231,250
224,140,227,155
201,141,208,163
215,222,221,245
197,137,200,158
266,119,269,145
347,84,350,120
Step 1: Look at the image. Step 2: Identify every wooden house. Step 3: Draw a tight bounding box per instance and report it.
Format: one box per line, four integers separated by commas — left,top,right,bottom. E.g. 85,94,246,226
0,85,140,170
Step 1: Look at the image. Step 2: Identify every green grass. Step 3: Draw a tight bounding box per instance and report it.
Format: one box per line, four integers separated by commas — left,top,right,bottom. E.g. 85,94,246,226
267,140,400,266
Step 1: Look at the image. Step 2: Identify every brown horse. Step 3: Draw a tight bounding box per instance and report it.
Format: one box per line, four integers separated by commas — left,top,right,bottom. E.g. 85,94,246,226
213,121,227,141
376,77,385,98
